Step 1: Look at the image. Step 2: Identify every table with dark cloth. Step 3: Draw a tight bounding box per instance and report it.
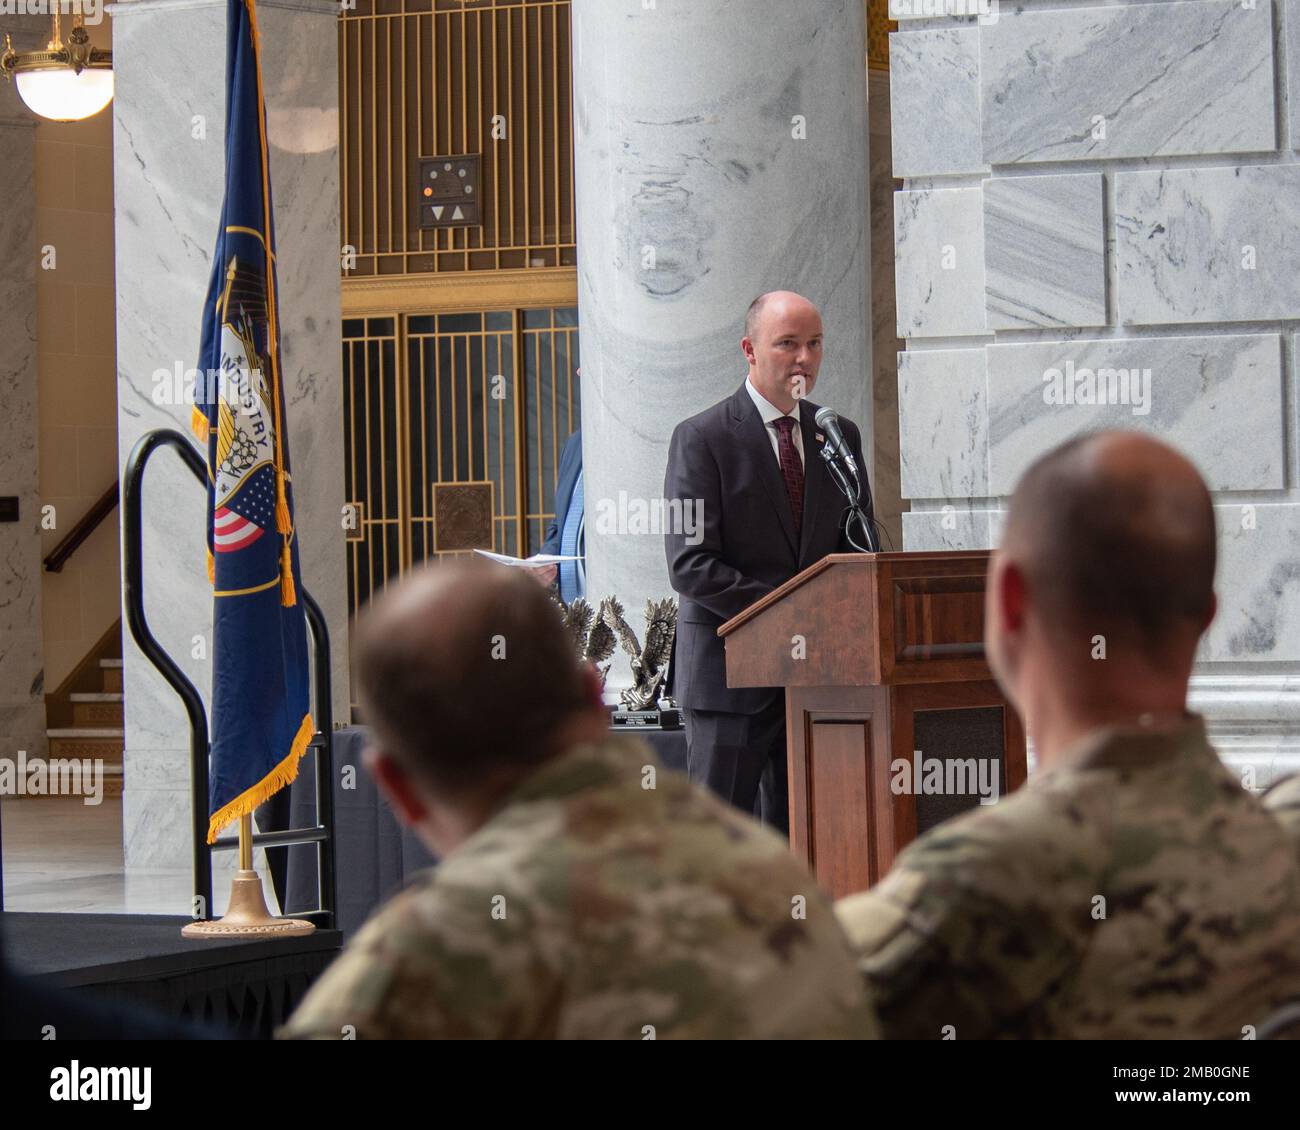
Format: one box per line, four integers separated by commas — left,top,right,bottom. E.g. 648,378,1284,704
1,912,340,1039
284,724,686,937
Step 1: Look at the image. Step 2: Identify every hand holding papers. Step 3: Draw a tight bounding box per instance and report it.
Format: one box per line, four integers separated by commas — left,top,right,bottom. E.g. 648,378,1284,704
472,550,582,568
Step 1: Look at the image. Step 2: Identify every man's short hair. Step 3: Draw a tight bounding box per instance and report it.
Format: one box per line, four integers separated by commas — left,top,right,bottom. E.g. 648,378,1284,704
354,560,591,794
745,293,772,341
1003,432,1216,654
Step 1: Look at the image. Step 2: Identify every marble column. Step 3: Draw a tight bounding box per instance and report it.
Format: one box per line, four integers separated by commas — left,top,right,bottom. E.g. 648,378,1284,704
109,0,347,895
0,39,47,765
889,3,1300,784
572,0,871,691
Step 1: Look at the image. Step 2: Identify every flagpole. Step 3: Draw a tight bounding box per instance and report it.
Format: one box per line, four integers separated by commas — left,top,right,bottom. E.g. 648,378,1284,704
239,813,253,871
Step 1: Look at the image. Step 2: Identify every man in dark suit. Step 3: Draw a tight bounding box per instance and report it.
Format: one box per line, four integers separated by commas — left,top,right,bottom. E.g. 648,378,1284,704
663,291,875,834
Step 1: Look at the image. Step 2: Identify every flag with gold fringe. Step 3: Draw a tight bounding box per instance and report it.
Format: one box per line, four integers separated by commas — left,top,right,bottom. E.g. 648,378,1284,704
192,0,312,845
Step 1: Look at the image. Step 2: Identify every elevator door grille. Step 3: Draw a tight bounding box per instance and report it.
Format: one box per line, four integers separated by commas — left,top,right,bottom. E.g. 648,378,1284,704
342,308,579,621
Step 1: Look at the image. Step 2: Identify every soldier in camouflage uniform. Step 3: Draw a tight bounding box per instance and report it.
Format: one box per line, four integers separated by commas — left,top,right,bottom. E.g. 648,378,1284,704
281,560,875,1040
1264,773,1300,847
837,432,1300,1039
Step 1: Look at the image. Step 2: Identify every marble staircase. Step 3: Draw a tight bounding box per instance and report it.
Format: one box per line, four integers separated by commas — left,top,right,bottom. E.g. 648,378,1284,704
30,650,125,801
46,659,126,799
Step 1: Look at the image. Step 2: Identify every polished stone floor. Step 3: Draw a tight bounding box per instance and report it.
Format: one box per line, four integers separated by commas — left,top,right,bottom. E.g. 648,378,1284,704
1,796,267,917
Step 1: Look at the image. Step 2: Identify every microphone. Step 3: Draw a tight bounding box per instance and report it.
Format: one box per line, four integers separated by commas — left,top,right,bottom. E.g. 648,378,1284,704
814,405,878,553
814,406,857,476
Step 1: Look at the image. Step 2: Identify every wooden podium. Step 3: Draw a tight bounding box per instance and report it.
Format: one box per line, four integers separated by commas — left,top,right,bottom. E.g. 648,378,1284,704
718,551,1026,899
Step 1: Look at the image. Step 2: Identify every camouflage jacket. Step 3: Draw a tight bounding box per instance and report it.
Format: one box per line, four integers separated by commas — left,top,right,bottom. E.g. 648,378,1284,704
1264,772,1300,846
280,736,876,1039
835,715,1300,1040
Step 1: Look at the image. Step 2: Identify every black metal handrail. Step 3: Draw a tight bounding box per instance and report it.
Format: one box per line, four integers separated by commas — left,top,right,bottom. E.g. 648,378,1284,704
121,427,337,927
44,481,119,573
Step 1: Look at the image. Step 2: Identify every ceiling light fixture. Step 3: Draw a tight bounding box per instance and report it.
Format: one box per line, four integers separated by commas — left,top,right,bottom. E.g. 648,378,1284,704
2,12,113,123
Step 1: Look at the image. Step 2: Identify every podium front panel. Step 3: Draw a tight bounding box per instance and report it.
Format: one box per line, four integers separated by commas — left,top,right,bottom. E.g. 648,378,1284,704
911,706,1007,834
787,682,1026,899
787,686,895,897
879,566,991,684
803,715,878,898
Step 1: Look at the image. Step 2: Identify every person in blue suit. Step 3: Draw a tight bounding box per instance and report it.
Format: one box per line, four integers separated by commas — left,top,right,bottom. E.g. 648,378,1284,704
540,428,585,604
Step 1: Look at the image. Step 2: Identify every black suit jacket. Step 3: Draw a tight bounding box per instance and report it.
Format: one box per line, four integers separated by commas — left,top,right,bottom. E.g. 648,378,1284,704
664,384,874,713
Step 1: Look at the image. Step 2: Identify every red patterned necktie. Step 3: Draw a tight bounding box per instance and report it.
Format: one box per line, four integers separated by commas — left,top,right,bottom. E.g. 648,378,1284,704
772,416,804,537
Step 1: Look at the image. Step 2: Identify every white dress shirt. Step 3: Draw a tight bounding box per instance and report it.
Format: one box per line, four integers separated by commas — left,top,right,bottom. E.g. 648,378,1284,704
745,377,805,469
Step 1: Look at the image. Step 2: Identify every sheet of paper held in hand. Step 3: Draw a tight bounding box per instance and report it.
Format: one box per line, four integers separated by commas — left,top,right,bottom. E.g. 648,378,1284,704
473,550,583,568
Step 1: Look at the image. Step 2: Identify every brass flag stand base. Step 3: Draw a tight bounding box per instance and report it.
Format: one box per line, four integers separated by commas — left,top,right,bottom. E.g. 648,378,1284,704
181,814,315,939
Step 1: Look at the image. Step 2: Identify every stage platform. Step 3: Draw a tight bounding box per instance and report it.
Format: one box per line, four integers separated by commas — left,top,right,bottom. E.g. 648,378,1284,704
2,912,341,1039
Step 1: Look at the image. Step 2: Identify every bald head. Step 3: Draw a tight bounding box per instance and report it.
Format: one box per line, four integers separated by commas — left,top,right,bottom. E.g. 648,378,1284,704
354,560,590,794
1002,431,1216,655
745,290,820,342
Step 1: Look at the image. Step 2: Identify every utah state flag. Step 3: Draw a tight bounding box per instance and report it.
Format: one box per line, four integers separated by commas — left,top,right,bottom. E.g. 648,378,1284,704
191,0,312,844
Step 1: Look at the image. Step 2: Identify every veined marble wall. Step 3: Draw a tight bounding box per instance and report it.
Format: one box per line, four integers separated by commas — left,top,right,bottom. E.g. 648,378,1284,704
890,0,1300,781
110,0,347,884
0,78,46,763
572,0,871,690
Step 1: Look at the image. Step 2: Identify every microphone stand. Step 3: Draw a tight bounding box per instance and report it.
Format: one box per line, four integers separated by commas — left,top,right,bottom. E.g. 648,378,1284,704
819,444,879,553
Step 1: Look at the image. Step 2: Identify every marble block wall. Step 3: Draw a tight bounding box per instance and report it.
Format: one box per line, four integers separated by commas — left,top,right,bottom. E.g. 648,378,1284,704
0,89,47,763
572,0,871,690
890,0,1300,782
110,0,347,879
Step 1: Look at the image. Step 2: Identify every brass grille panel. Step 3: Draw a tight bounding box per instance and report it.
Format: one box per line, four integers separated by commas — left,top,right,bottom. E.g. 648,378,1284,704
342,307,580,621
407,310,520,563
520,306,580,554
342,317,403,618
340,0,575,278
